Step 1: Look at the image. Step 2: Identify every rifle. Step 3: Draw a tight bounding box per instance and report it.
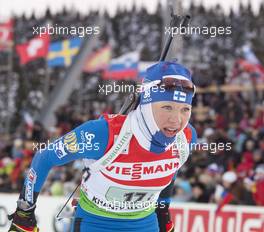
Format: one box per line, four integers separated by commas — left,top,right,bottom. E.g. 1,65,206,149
119,6,191,114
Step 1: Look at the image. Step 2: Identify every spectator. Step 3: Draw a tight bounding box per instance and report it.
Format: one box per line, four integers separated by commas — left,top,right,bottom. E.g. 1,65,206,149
172,179,192,202
252,164,264,206
191,182,210,203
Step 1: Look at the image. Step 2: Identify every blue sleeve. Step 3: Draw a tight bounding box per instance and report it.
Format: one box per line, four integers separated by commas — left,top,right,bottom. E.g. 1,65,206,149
22,117,109,204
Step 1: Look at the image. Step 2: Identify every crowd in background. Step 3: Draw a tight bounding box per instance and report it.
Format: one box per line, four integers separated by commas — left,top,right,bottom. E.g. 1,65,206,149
0,2,264,207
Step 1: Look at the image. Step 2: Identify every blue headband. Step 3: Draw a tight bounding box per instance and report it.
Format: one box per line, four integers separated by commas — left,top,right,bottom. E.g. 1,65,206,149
140,61,195,105
140,87,193,105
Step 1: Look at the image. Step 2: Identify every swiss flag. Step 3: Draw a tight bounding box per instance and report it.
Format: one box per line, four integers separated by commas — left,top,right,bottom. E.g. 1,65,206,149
16,33,50,65
0,19,13,50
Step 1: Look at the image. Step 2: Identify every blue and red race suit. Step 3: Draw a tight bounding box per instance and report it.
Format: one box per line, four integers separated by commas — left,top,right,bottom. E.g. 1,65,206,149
21,114,197,232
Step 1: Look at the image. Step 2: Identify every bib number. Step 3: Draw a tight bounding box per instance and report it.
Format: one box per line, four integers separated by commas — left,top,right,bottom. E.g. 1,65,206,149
105,187,157,209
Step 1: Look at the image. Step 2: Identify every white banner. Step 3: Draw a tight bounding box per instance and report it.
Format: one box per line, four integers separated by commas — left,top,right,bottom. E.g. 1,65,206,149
0,194,74,232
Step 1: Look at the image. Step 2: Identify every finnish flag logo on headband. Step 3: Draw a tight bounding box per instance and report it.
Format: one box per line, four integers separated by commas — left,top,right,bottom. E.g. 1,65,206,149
173,90,186,102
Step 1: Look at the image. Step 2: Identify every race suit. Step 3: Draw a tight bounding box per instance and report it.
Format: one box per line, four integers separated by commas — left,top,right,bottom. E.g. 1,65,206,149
20,114,196,232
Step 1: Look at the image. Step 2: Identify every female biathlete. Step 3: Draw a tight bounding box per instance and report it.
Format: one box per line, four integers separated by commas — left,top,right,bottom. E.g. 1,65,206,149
8,61,197,232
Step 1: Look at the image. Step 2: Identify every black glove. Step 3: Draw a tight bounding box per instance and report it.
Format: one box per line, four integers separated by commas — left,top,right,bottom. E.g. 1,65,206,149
8,200,39,232
156,203,174,232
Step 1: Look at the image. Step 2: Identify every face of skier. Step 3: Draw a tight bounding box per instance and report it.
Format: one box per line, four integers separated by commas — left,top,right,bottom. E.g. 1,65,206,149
152,101,191,137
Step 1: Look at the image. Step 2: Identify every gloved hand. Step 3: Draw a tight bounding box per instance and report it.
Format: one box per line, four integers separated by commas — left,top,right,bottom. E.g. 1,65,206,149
156,203,174,232
8,199,39,232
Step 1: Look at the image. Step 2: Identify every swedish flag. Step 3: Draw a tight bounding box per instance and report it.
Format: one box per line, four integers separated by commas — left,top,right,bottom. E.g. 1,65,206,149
47,38,82,67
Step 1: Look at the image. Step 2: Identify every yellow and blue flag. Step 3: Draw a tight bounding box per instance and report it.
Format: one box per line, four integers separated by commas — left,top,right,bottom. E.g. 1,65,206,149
47,38,82,67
